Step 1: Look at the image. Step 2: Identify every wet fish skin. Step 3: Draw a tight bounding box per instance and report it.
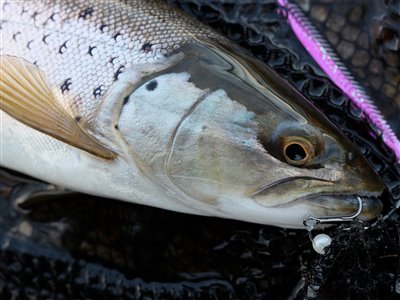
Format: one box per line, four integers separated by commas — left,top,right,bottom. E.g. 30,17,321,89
0,0,216,120
0,0,383,228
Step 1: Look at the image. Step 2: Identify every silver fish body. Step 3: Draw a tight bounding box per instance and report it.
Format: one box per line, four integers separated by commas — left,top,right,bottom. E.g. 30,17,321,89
0,0,383,228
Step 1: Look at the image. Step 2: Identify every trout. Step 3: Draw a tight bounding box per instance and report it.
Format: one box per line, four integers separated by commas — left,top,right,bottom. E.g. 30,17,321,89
0,0,383,228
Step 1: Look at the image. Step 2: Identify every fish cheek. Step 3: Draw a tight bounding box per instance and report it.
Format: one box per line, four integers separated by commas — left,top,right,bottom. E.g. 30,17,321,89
166,89,279,204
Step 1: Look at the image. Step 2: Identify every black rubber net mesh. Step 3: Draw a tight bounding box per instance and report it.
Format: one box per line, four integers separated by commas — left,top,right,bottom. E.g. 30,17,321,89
0,0,399,299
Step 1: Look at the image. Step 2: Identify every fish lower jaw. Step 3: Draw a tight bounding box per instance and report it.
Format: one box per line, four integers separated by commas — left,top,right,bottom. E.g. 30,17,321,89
299,194,383,222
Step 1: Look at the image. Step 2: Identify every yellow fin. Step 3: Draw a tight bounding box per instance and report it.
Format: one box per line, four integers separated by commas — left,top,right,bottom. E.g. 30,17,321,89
0,55,115,159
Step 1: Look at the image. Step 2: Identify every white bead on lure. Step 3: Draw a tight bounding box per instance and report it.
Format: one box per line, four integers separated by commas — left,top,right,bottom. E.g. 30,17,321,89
0,0,384,229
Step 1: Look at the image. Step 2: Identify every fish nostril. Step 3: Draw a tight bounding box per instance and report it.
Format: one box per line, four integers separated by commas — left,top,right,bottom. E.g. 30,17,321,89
347,151,355,162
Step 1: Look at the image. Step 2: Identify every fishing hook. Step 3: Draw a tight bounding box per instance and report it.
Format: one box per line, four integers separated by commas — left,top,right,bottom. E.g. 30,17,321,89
303,196,363,254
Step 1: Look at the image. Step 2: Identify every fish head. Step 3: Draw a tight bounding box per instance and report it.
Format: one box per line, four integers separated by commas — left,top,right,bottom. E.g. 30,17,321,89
154,40,384,229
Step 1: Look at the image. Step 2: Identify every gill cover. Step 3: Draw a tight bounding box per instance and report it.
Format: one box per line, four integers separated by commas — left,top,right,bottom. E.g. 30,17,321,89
118,39,383,227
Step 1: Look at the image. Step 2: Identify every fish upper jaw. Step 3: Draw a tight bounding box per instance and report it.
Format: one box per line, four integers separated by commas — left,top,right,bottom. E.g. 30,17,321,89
250,155,384,227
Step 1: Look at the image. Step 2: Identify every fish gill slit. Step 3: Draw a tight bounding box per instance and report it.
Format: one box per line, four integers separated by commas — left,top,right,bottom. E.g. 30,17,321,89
164,89,211,180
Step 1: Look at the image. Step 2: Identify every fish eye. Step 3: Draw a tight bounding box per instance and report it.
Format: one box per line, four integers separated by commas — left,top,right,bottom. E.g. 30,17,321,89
281,137,314,166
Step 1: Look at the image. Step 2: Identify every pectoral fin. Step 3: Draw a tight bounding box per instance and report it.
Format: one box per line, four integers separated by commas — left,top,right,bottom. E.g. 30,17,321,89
0,55,115,159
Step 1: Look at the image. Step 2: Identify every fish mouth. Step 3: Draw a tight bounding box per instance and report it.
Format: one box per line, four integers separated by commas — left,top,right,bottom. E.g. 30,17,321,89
252,176,383,222
299,194,383,222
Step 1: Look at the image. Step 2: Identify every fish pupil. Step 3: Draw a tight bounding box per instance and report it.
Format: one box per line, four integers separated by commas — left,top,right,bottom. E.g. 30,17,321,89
285,143,306,161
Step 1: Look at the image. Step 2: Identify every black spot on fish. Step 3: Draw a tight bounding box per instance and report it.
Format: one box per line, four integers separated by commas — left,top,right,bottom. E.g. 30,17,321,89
60,78,72,94
146,80,158,91
112,31,122,41
75,116,81,122
59,41,68,54
20,7,28,15
123,96,130,106
26,40,33,50
33,61,38,66
49,12,59,22
42,34,50,44
113,65,125,81
2,1,10,12
109,56,118,65
88,45,96,56
12,31,21,41
141,42,153,52
99,23,108,33
31,11,40,21
78,7,94,20
114,124,119,130
93,86,103,98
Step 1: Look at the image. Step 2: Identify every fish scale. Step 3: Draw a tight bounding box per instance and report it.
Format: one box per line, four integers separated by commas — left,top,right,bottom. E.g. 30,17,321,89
1,0,216,118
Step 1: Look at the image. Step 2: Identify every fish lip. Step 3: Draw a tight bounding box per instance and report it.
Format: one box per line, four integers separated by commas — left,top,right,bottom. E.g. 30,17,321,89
270,190,383,207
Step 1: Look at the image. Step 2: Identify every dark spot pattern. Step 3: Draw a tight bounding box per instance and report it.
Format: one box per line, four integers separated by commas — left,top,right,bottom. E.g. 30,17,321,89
31,11,39,21
93,86,103,98
2,1,9,12
114,124,119,130
75,116,81,122
78,7,94,20
60,78,72,94
20,7,28,15
113,65,125,81
112,31,122,41
58,41,68,54
99,23,108,33
12,32,21,41
146,80,158,91
123,96,130,106
49,12,59,22
26,40,33,49
42,34,50,44
88,45,96,56
109,57,118,65
141,42,153,52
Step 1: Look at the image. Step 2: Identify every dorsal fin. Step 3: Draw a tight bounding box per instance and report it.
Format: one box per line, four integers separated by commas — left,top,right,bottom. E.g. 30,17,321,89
0,55,115,159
